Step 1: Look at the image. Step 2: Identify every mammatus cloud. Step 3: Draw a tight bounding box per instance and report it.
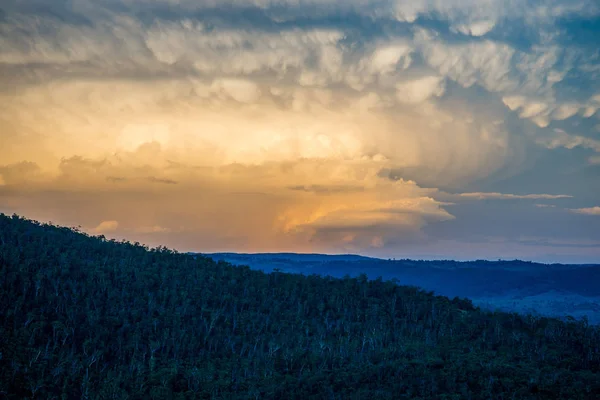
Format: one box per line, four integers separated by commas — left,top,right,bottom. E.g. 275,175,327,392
570,207,600,216
0,0,598,259
395,76,445,104
535,129,600,154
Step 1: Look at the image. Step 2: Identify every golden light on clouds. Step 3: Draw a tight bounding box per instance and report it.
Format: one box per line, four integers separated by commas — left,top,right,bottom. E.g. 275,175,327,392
0,75,582,255
1,0,599,260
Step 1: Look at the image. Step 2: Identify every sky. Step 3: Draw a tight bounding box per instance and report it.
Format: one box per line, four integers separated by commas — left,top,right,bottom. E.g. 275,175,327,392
1,0,599,263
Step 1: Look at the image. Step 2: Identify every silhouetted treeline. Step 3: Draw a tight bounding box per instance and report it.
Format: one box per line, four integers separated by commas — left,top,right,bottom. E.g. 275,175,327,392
1,213,599,399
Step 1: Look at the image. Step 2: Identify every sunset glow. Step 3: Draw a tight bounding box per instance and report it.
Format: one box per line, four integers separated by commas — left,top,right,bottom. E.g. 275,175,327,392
1,0,599,262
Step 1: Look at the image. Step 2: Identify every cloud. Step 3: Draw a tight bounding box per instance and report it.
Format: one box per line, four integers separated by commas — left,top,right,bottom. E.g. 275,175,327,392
395,76,445,104
535,129,600,153
287,184,364,194
534,204,556,208
0,153,455,253
0,78,516,188
0,162,43,185
0,0,599,258
514,236,600,248
570,207,600,216
452,20,496,37
134,225,172,234
368,45,413,76
282,192,454,252
211,79,261,103
414,27,600,130
92,220,119,234
459,192,573,200
393,0,600,26
146,177,178,185
107,176,127,183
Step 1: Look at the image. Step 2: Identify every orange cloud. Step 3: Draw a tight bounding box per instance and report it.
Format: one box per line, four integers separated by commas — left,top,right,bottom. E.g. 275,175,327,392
92,220,119,234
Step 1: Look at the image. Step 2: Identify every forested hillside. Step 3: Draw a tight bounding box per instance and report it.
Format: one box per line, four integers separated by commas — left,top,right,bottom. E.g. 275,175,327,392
1,214,599,399
208,253,600,324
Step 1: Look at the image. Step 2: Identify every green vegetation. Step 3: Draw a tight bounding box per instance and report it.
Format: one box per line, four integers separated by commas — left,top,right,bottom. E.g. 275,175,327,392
1,214,599,399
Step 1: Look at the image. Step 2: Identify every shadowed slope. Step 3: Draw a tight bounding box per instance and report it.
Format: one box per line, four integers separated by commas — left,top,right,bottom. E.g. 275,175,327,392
207,253,600,323
1,214,599,399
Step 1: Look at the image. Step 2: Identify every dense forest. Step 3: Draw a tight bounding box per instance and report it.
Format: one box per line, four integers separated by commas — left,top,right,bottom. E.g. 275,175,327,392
1,214,599,399
209,253,600,324
208,253,600,299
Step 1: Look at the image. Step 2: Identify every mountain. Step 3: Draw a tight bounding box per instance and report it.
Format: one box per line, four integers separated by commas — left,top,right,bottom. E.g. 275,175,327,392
1,213,599,399
206,253,600,324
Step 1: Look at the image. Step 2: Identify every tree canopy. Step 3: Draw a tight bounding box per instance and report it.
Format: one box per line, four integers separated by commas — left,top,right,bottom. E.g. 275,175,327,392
1,213,599,399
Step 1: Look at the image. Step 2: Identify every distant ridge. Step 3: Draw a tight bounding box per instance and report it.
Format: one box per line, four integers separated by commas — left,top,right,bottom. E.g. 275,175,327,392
202,252,600,324
199,252,597,267
201,252,378,262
